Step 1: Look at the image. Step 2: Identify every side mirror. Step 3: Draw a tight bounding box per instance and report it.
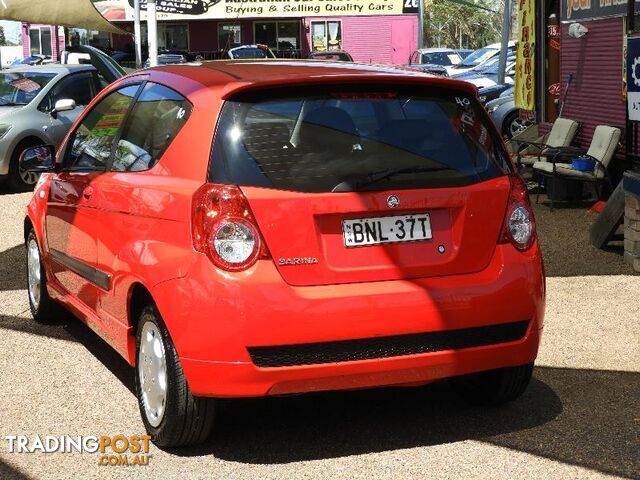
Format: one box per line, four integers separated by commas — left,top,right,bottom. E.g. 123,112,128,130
53,98,76,114
19,145,56,173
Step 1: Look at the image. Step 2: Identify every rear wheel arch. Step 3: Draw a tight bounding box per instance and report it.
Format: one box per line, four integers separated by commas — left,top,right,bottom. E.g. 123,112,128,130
129,282,155,333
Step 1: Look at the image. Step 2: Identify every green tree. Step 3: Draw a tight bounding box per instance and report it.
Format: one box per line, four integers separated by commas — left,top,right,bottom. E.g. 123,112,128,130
0,26,6,47
424,0,507,49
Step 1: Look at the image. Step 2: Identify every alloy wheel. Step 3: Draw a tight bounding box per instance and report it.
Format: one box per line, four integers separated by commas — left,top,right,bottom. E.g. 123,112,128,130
19,165,40,186
27,238,41,310
509,116,532,138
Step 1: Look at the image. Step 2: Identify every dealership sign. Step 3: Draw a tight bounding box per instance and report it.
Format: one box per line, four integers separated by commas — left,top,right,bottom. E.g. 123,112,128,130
561,0,639,21
120,0,419,20
515,0,535,110
627,36,640,121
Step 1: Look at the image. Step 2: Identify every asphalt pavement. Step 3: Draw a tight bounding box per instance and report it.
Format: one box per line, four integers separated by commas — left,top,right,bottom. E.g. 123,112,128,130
0,190,638,480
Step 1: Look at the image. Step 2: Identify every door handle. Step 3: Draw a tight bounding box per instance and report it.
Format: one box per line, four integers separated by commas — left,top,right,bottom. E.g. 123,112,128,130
83,186,94,199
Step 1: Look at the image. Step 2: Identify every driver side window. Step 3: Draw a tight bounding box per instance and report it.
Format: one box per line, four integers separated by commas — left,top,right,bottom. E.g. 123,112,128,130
64,84,140,171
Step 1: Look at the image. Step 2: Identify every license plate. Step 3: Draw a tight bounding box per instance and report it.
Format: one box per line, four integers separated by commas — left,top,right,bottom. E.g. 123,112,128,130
342,213,432,248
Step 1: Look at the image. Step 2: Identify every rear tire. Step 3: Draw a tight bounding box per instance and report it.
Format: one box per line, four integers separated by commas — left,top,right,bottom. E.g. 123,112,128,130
7,139,42,192
450,363,534,406
135,304,216,448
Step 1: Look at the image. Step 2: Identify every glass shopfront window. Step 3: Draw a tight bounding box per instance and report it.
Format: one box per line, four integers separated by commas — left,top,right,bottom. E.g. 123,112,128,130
30,28,52,56
159,24,189,51
218,24,242,50
311,20,342,51
67,28,111,49
254,21,300,53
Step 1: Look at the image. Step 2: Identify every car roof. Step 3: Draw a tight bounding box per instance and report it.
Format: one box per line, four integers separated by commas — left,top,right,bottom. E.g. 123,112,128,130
146,59,477,98
416,48,457,53
5,64,96,75
484,41,517,49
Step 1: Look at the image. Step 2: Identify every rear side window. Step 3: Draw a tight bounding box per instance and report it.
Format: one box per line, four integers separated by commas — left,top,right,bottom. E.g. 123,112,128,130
210,85,510,193
111,82,191,172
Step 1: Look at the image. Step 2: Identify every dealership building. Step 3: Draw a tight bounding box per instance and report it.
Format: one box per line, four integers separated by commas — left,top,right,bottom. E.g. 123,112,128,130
22,0,419,65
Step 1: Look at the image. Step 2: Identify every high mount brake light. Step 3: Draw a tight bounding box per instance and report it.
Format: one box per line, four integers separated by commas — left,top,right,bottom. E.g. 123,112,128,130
331,92,398,100
192,184,269,271
500,175,536,251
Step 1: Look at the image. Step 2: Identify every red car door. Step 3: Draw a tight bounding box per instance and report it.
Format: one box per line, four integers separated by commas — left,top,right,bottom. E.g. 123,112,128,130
45,84,140,311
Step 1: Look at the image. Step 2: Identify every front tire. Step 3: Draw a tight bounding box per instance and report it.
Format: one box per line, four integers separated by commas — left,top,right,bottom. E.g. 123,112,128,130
26,229,59,323
502,110,531,139
450,363,534,406
135,305,216,448
7,139,42,192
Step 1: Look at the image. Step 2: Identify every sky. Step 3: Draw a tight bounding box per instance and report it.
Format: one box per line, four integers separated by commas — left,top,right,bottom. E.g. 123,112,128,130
0,20,22,44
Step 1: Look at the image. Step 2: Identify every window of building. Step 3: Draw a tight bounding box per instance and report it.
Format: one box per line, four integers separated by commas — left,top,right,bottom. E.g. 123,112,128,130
111,83,192,172
254,21,300,54
41,29,52,56
218,24,242,50
67,28,111,49
311,21,342,51
29,29,41,56
29,27,52,56
159,24,189,51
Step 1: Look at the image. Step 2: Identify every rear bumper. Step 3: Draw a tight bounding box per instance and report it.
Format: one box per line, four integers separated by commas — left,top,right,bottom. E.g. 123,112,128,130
152,243,545,397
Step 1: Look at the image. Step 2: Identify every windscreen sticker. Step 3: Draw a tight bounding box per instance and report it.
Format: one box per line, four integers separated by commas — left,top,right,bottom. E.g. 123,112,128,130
10,78,41,93
453,99,493,151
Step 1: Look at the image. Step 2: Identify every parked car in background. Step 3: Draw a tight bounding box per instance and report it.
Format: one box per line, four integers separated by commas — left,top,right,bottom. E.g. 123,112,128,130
225,44,276,59
449,42,516,76
454,55,516,88
144,53,188,68
456,49,473,59
0,47,124,191
409,48,462,74
62,45,128,88
0,66,102,191
408,63,449,77
22,60,544,448
486,87,533,138
309,50,353,62
11,55,52,67
478,82,513,105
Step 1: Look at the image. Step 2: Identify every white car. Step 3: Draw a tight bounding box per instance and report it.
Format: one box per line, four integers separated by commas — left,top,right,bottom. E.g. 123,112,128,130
409,48,463,74
449,41,516,76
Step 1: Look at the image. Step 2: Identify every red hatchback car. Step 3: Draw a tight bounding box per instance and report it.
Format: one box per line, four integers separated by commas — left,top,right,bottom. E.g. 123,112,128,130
22,60,545,448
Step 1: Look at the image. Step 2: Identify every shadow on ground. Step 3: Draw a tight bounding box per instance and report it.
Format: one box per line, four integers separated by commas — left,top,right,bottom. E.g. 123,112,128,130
0,460,33,480
532,201,629,277
1,314,637,478
0,246,26,291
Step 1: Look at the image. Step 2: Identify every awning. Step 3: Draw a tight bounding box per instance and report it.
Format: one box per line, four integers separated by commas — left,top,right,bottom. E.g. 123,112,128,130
0,0,127,35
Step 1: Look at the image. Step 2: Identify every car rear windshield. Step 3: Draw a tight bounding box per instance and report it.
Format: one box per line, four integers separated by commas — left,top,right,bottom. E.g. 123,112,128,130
209,85,511,193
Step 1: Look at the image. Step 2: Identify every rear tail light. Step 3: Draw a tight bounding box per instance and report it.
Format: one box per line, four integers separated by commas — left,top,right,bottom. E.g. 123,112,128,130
192,184,269,271
500,175,536,251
